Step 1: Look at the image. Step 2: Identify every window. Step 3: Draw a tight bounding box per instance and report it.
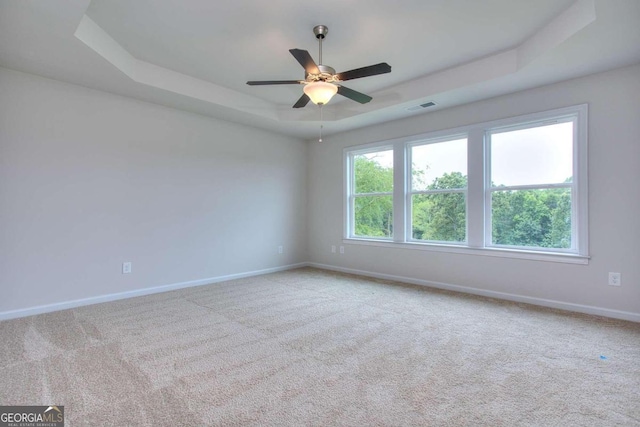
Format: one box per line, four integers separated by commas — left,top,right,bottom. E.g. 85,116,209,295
348,147,394,239
487,120,575,252
409,137,467,243
344,105,588,263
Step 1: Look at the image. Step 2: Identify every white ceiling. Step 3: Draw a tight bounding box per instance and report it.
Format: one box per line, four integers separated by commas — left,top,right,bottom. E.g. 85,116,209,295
1,0,639,139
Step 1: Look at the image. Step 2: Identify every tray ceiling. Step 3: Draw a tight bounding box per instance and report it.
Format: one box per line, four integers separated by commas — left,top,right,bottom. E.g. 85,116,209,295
1,0,639,138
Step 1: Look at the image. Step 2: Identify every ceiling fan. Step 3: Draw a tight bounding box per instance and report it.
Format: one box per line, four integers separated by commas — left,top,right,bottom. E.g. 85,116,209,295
247,25,392,108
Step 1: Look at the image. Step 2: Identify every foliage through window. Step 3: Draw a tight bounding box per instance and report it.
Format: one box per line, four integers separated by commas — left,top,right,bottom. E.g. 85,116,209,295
350,148,393,239
488,121,575,250
409,138,467,243
344,105,588,261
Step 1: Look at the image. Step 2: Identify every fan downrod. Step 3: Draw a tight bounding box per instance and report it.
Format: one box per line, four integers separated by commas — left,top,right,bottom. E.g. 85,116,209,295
313,25,329,64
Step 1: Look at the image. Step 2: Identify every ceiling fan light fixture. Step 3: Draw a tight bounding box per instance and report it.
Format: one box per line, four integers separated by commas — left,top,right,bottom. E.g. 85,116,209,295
246,25,391,108
303,81,338,105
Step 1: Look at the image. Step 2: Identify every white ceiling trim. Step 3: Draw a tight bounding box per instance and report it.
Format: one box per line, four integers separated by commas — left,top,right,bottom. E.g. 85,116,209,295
518,0,596,68
74,15,278,120
74,0,596,125
372,0,596,115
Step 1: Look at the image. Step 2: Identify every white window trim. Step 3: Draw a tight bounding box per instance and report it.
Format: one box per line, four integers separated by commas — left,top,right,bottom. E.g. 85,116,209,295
342,238,589,264
406,135,469,246
343,104,589,264
345,144,394,241
484,113,585,255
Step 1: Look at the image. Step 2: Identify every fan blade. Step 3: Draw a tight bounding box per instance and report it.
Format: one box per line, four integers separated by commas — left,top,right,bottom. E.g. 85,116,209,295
289,49,320,75
337,85,372,104
292,93,311,108
246,80,302,85
335,63,391,81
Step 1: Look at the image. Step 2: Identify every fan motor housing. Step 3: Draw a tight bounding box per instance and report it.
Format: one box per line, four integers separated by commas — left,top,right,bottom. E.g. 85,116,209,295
306,64,337,83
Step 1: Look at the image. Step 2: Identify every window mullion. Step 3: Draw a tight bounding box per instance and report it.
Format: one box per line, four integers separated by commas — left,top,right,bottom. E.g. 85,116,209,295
393,140,405,243
483,130,493,248
467,128,485,248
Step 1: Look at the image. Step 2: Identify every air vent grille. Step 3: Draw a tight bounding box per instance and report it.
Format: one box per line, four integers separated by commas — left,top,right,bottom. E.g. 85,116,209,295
407,101,437,111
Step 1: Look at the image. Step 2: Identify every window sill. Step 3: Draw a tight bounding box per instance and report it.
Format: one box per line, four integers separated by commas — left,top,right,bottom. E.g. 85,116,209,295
342,238,590,265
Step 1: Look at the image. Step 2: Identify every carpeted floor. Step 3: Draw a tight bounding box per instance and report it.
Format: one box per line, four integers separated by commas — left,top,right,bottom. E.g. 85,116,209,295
1,267,639,426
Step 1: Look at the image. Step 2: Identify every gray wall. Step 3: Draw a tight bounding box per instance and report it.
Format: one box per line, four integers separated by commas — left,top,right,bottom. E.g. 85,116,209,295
0,67,308,315
307,63,640,317
2,63,639,320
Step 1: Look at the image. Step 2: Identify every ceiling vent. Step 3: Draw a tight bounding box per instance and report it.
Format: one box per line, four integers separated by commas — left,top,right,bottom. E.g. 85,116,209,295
406,101,437,112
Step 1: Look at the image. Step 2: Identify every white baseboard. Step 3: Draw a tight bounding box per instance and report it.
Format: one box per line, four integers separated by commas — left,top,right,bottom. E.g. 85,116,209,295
0,263,308,321
3,261,638,323
307,262,640,323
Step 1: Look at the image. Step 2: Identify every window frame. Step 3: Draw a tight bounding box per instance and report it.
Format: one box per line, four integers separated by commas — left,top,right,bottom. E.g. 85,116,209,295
484,116,579,254
406,134,469,245
346,144,395,240
343,104,589,264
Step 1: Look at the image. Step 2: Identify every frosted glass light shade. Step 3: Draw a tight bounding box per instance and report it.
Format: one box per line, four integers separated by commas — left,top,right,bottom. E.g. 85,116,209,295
303,82,338,105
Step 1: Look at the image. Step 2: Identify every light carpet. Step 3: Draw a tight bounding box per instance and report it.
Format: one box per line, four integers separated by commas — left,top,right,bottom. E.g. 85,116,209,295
1,267,639,426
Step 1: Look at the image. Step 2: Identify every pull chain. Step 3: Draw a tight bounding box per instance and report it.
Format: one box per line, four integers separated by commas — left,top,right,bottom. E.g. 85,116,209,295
319,104,323,143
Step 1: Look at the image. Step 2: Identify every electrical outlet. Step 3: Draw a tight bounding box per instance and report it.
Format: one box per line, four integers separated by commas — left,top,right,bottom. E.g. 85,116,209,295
278,245,283,254
122,262,132,274
339,246,345,254
331,245,336,253
608,272,621,286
